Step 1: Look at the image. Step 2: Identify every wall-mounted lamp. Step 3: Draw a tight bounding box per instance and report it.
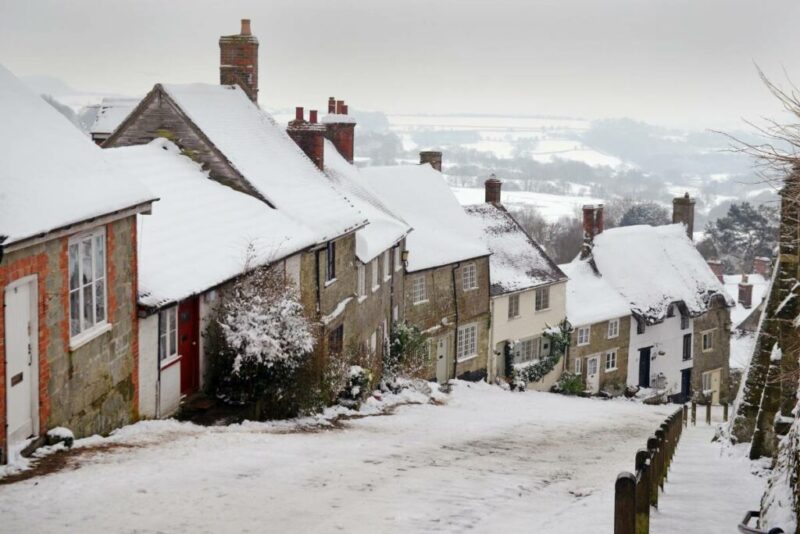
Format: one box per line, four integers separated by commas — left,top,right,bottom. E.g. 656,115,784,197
401,249,410,267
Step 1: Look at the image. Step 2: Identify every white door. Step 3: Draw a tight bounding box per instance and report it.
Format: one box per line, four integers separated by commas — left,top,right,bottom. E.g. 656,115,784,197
5,277,38,448
436,337,448,383
586,355,600,393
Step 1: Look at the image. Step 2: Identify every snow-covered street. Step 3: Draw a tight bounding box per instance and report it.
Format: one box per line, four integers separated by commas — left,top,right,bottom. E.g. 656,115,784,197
0,383,673,534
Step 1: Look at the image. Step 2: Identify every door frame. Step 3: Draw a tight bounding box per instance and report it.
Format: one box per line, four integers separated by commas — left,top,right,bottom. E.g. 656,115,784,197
4,274,40,453
638,346,652,388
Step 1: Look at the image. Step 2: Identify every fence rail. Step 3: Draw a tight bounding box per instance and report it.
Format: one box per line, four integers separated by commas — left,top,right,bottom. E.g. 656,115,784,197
738,511,785,534
614,406,684,534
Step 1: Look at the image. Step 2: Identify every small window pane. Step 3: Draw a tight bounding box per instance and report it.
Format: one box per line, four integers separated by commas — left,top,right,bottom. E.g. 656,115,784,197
81,238,93,285
70,290,80,336
83,284,94,329
169,309,177,356
69,244,79,290
95,279,105,323
94,234,105,279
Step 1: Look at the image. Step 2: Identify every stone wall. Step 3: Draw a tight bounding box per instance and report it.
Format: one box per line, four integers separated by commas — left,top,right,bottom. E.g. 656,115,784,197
693,301,732,403
567,316,631,393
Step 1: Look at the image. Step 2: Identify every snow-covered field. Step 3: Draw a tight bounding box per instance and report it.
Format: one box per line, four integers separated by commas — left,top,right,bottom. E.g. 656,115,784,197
452,186,603,222
0,382,674,533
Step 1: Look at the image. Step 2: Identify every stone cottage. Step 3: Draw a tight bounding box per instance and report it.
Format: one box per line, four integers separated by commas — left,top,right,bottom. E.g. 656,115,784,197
463,178,568,390
0,64,155,463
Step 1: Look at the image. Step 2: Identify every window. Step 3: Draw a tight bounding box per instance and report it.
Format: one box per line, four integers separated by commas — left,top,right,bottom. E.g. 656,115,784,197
508,294,520,319
680,314,690,330
371,259,380,292
587,356,598,375
636,319,646,335
325,241,336,282
68,228,107,339
702,330,714,352
683,333,692,360
457,323,478,360
702,371,712,392
462,263,477,291
411,275,427,304
394,246,403,271
607,319,619,339
535,286,550,311
577,326,590,346
383,250,391,280
328,325,344,355
605,350,617,371
158,307,178,363
575,357,582,374
357,263,366,297
514,338,537,364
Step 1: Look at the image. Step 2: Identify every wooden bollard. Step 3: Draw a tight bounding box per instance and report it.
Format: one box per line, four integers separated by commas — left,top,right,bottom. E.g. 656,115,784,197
683,404,688,427
647,437,659,508
691,401,696,426
634,450,650,534
723,403,729,422
660,423,670,477
706,401,711,425
655,428,666,489
615,472,637,534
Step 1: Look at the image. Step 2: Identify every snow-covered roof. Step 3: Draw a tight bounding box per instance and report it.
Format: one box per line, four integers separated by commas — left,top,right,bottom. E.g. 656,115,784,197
591,224,734,322
107,139,318,309
360,164,490,272
321,114,357,124
0,64,155,247
89,97,140,135
724,273,769,328
160,84,366,243
323,140,411,263
559,260,630,327
463,204,565,295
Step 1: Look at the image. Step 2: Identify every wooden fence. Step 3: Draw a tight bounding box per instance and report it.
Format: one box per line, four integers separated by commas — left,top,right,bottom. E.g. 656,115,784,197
614,407,685,534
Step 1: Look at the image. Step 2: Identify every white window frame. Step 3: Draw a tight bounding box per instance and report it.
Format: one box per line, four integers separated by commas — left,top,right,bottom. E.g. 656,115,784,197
325,241,336,283
371,258,380,292
607,318,619,339
534,286,550,311
356,263,366,299
513,336,545,364
158,306,179,367
411,275,427,305
383,250,391,281
702,330,714,352
68,227,110,347
702,371,712,392
605,350,617,372
462,263,478,291
577,326,590,346
508,293,520,319
394,246,403,271
457,323,478,361
587,356,599,375
574,357,582,374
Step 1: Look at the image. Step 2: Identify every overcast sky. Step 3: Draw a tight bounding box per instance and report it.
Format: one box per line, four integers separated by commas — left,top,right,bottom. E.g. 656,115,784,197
1,0,798,129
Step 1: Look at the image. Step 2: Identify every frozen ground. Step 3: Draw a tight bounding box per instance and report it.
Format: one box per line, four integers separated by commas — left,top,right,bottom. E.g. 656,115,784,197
651,407,768,533
0,382,675,534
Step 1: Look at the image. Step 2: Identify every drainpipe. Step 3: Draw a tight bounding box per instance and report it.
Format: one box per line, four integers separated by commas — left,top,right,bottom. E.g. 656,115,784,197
451,262,461,380
314,249,322,315
0,236,6,265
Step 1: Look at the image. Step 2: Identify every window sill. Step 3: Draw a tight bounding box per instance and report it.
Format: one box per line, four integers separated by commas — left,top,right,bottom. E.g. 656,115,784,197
457,354,478,363
464,287,477,292
357,295,368,303
508,315,521,321
604,367,618,373
69,322,113,351
160,355,181,371
413,299,428,306
577,342,590,347
534,307,550,313
371,286,380,293
324,278,337,288
607,335,618,340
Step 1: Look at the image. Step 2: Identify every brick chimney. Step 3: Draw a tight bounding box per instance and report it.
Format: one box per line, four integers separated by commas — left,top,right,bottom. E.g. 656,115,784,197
707,260,724,284
582,204,604,241
485,174,502,204
419,151,443,172
753,256,771,278
738,274,753,309
322,96,356,163
673,192,696,240
287,106,326,171
219,19,259,102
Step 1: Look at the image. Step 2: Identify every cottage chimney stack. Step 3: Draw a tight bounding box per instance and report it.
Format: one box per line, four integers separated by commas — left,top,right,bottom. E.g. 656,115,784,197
219,19,259,102
419,151,443,172
707,259,724,284
673,192,696,240
753,256,771,277
322,96,356,163
485,175,502,204
582,204,604,241
287,105,326,171
738,274,753,309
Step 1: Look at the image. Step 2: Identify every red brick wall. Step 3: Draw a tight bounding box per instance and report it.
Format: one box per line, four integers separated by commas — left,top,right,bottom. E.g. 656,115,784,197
130,222,139,419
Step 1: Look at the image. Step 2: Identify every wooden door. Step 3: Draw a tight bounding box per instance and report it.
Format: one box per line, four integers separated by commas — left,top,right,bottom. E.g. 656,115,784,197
5,278,37,447
638,347,651,387
586,355,600,393
435,336,448,383
178,297,200,396
681,368,692,402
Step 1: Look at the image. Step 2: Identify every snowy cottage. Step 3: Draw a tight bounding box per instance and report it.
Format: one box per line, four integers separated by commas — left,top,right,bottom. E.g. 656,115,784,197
463,178,568,389
572,200,733,403
0,65,155,463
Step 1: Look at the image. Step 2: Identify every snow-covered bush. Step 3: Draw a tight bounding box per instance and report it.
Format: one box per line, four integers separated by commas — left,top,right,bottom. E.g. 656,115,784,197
338,365,373,407
385,322,430,383
206,255,315,420
508,320,572,391
553,371,584,396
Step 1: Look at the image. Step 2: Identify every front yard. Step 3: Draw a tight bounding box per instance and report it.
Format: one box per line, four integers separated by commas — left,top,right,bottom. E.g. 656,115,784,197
0,382,674,533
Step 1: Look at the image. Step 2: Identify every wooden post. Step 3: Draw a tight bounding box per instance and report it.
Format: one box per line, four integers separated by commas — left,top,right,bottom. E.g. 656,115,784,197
634,450,650,534
660,423,670,477
647,437,659,508
706,401,711,425
683,404,688,427
655,428,666,489
615,472,637,534
691,401,696,426
723,402,729,422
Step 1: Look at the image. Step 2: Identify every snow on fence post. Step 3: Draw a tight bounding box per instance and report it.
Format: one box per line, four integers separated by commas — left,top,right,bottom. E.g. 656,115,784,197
691,401,697,425
614,472,637,534
706,401,711,425
634,450,650,534
647,436,659,509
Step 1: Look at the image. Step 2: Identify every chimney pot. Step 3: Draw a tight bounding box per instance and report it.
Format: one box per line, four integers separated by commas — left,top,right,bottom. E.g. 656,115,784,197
295,106,304,122
309,110,318,124
328,97,336,114
419,151,443,172
342,104,349,115
336,100,345,114
241,19,252,35
485,174,502,204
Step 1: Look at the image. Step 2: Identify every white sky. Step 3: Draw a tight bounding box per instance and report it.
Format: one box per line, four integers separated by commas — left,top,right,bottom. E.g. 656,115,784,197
1,0,799,129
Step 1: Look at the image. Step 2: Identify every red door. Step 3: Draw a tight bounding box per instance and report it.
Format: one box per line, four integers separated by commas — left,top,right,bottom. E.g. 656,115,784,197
178,297,200,396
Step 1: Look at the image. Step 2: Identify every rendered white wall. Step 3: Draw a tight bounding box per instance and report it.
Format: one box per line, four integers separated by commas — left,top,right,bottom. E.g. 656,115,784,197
627,314,694,394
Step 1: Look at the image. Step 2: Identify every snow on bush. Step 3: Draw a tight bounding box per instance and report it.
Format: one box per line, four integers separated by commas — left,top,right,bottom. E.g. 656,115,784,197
507,319,572,391
385,321,430,385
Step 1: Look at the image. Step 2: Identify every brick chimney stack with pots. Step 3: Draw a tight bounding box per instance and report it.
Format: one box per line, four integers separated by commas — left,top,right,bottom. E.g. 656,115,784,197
707,260,724,284
580,204,604,259
485,174,502,204
673,192,696,240
419,151,443,172
738,274,753,309
219,19,259,103
753,256,771,278
322,96,356,163
287,107,326,171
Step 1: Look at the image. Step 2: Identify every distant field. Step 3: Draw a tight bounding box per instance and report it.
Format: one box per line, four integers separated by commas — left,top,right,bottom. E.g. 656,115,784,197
451,186,602,223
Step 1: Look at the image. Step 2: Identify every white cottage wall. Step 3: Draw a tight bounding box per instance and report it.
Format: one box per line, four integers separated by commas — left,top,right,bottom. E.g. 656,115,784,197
627,314,693,394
